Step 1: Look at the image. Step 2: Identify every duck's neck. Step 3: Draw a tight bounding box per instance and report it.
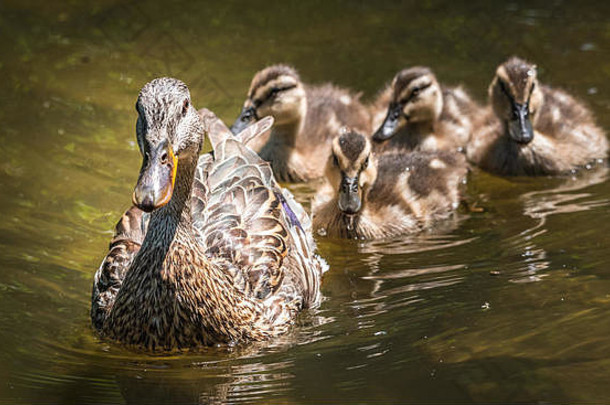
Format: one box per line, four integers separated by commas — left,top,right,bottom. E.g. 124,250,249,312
155,156,195,230
134,155,196,260
268,117,305,148
258,116,308,182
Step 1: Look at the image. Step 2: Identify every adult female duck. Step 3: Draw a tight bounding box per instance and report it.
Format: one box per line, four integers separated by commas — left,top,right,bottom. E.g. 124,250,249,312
91,78,326,350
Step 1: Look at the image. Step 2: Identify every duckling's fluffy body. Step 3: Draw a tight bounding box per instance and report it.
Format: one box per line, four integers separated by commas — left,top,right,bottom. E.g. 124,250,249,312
231,65,371,182
313,130,467,239
467,57,608,175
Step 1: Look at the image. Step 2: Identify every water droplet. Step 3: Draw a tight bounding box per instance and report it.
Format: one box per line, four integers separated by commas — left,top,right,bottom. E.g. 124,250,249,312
317,228,327,237
481,302,491,310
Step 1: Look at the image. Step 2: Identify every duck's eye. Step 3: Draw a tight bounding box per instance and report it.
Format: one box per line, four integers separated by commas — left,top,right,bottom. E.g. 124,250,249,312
182,99,190,117
160,151,169,165
270,87,280,97
411,87,421,97
332,155,339,167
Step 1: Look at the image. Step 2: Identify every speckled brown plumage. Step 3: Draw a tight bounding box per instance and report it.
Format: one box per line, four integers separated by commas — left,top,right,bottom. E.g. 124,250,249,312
91,78,326,350
313,130,467,239
467,57,608,175
91,206,148,330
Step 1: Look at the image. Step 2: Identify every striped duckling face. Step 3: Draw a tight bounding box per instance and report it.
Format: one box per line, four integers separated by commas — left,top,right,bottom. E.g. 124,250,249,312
231,65,307,134
489,57,543,145
373,66,443,141
327,128,377,215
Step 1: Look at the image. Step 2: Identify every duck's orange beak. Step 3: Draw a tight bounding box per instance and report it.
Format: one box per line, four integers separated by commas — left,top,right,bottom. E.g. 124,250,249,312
132,141,177,213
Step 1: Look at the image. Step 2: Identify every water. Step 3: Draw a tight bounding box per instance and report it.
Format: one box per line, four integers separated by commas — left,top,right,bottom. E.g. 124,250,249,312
1,0,610,403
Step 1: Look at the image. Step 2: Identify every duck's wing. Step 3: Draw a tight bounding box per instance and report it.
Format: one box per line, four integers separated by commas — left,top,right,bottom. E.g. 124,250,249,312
91,206,149,330
192,111,324,305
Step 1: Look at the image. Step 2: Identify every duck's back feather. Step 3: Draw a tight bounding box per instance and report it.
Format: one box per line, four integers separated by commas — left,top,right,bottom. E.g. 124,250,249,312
193,110,324,307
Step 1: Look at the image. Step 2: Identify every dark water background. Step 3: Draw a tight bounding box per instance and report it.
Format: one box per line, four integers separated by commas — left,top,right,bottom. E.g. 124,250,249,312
2,0,610,403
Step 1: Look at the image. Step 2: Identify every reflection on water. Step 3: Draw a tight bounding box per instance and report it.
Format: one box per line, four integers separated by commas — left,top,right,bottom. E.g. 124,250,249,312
521,165,609,221
3,0,610,403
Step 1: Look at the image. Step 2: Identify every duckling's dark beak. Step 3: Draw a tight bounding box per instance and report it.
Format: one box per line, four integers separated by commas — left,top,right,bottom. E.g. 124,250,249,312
132,140,177,213
338,174,361,214
373,103,402,142
508,103,534,145
230,106,258,135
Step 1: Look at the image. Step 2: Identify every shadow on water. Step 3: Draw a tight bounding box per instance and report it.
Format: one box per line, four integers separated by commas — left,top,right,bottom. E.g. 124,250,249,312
2,0,610,403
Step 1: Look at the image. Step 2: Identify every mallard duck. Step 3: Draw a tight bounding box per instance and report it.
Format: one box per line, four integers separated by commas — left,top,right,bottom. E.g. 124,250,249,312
312,128,467,239
467,57,608,175
91,78,326,350
230,65,371,182
371,66,479,153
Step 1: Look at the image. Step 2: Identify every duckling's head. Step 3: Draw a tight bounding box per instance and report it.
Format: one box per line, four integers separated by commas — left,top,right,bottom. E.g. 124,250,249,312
490,57,543,145
132,77,204,212
373,66,443,141
230,65,306,134
327,128,377,215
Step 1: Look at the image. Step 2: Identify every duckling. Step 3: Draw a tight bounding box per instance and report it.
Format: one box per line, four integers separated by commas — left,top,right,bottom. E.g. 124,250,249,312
467,57,608,175
371,66,479,153
92,78,326,349
230,65,371,182
312,128,467,239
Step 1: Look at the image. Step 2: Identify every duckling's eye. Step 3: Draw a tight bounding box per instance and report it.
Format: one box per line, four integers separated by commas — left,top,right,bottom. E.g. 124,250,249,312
361,157,369,171
333,155,339,167
411,87,421,97
182,99,189,117
270,87,280,97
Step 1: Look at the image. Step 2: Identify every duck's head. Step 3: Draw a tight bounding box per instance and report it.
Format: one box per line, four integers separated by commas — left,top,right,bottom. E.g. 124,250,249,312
327,128,377,215
230,65,306,134
373,66,443,141
490,57,543,145
132,77,204,212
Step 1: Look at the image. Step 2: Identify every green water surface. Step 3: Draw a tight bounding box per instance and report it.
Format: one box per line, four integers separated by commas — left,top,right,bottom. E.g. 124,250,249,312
1,0,610,403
